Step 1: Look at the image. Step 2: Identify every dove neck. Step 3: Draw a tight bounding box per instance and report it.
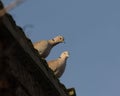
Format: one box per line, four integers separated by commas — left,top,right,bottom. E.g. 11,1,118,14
48,39,60,46
59,56,68,61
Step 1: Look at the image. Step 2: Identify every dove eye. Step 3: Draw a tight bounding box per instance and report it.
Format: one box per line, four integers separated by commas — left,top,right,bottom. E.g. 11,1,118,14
59,37,62,40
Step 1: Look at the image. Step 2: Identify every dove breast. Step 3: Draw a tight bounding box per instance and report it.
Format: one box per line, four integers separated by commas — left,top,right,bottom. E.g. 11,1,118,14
47,58,66,78
33,40,52,58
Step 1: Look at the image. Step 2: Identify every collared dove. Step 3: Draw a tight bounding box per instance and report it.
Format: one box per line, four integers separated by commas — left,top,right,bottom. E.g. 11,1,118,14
33,35,64,58
47,51,69,78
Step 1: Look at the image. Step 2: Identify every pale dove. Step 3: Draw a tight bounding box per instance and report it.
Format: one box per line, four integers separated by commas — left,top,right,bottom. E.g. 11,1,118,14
47,51,69,78
33,35,64,58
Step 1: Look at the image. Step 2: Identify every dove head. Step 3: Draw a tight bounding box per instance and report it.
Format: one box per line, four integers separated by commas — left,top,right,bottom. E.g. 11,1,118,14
54,35,64,42
59,51,69,60
49,35,64,46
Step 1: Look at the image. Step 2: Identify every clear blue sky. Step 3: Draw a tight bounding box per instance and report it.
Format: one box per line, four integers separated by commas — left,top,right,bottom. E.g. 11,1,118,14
2,0,120,96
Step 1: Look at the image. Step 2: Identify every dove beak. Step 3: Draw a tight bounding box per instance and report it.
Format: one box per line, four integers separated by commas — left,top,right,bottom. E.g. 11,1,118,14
62,38,65,43
62,39,65,43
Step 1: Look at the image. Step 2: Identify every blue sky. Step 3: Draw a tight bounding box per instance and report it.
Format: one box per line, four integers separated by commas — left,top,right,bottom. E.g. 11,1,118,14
2,0,120,96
